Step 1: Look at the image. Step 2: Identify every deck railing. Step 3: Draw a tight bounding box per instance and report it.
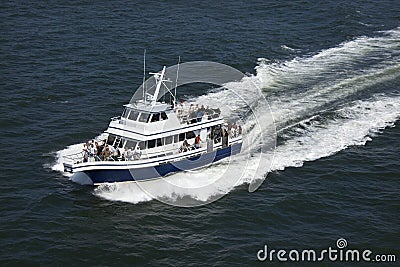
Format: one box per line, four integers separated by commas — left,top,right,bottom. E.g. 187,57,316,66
63,134,242,166
63,151,85,164
177,108,221,125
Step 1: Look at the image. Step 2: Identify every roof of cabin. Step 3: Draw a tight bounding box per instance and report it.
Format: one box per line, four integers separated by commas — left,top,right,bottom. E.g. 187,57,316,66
124,101,172,113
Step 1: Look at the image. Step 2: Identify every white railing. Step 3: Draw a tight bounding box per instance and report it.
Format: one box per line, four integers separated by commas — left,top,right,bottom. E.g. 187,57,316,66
176,108,221,125
63,151,85,164
63,134,242,166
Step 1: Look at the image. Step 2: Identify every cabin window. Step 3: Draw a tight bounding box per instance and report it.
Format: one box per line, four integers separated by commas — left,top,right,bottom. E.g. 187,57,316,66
174,135,179,143
164,136,173,145
179,133,185,142
161,112,168,120
138,112,150,123
107,135,116,146
128,111,140,121
121,139,126,148
138,141,146,150
156,138,162,147
122,109,130,118
150,113,160,122
147,139,155,149
186,131,196,139
125,139,137,150
114,136,124,148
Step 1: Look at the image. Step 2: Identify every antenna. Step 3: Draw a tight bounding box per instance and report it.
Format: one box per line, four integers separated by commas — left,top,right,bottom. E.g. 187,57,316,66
174,56,180,108
143,49,146,103
150,66,166,106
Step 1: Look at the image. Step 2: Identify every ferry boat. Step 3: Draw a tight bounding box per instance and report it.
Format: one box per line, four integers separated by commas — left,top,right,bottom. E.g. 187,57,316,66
63,66,243,185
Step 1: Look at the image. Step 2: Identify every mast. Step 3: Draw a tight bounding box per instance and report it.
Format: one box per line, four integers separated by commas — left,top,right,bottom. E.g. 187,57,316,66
149,66,166,106
142,49,146,103
174,56,180,108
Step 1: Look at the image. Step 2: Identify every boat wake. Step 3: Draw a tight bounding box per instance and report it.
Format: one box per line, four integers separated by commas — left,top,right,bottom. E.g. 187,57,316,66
50,27,400,205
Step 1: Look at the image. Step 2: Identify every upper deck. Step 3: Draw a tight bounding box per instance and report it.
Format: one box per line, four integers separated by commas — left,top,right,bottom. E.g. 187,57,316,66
105,66,224,140
106,100,223,141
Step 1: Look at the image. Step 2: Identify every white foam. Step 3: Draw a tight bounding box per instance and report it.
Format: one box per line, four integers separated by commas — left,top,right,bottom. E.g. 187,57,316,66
271,95,400,171
51,143,83,176
269,63,400,127
256,27,400,91
281,45,301,52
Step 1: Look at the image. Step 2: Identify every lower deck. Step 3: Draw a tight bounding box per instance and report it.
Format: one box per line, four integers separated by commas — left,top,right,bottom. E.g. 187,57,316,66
74,142,242,185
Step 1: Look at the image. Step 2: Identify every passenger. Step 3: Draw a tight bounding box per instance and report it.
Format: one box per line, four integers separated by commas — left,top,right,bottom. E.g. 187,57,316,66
213,126,221,144
109,145,116,155
222,128,229,147
206,111,212,120
194,135,202,149
82,144,89,163
124,147,133,161
197,109,204,122
103,146,111,161
189,110,197,124
183,139,190,151
89,143,97,162
238,125,242,135
133,146,141,160
230,126,236,138
202,112,208,122
95,142,102,158
179,139,190,153
115,147,122,160
109,145,119,160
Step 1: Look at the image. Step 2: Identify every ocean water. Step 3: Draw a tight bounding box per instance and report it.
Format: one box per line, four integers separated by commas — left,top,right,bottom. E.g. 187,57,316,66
1,0,399,266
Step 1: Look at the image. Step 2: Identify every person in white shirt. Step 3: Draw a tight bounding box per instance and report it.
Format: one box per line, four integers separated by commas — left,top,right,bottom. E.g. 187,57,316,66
89,144,97,162
124,148,133,161
230,127,236,138
133,146,141,160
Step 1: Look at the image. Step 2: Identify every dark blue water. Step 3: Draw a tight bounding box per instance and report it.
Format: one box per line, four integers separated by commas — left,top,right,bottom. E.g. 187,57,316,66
1,0,399,266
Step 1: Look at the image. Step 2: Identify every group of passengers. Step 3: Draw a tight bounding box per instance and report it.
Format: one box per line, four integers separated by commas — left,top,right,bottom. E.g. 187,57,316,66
210,125,226,145
179,134,202,153
81,121,243,162
178,122,242,153
211,123,242,145
82,139,146,162
123,146,142,161
177,103,221,124
82,140,121,162
229,123,242,138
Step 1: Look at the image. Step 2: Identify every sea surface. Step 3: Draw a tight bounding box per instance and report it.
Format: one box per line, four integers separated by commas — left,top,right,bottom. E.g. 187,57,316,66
1,0,399,266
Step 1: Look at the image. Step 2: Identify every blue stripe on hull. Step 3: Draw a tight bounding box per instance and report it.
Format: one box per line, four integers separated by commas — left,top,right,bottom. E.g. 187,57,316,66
85,143,242,184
